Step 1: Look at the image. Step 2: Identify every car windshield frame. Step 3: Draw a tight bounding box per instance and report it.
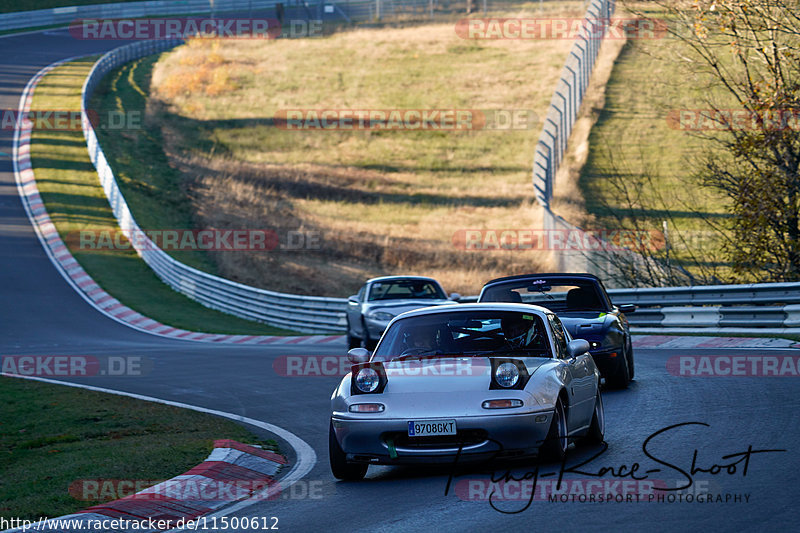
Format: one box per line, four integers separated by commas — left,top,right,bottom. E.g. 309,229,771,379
371,309,553,363
478,276,612,313
367,279,446,302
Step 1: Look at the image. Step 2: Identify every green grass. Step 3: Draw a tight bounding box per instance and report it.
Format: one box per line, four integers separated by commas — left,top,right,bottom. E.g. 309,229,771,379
577,5,742,283
0,376,279,520
29,57,296,335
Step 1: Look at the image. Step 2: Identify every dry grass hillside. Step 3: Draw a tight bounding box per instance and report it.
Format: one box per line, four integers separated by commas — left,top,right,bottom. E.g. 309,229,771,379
146,3,587,296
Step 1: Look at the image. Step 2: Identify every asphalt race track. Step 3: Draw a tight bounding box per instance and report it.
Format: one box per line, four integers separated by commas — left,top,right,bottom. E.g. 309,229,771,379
2,28,800,532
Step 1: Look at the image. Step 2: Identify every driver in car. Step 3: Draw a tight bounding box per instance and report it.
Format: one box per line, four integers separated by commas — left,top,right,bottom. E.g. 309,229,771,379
501,316,541,350
401,323,442,355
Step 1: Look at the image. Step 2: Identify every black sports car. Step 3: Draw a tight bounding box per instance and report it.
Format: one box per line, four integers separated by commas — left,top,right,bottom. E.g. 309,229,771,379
477,273,636,388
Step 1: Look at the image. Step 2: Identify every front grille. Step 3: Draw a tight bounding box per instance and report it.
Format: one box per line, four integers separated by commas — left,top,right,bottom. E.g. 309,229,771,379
385,429,488,449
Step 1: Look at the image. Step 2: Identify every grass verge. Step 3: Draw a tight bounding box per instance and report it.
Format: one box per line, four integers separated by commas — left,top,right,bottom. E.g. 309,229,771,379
28,57,295,335
576,2,740,282
0,376,279,520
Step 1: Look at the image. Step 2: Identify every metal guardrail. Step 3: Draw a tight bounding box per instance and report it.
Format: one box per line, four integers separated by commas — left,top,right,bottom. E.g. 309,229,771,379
608,284,800,329
81,39,348,334
464,284,800,329
621,305,800,329
609,282,800,307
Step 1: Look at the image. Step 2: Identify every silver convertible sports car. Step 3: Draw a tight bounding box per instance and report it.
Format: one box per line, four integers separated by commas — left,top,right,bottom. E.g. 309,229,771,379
329,303,605,480
345,276,460,350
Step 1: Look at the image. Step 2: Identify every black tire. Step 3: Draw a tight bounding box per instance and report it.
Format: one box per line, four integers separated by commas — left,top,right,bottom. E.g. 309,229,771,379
582,390,605,445
540,398,568,461
346,318,361,350
361,319,376,351
606,343,631,389
329,421,367,480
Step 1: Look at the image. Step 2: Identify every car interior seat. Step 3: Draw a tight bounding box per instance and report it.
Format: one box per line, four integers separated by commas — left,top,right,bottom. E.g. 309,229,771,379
566,287,601,310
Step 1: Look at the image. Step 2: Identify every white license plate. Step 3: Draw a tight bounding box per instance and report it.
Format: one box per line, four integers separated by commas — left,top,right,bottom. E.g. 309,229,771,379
407,419,457,437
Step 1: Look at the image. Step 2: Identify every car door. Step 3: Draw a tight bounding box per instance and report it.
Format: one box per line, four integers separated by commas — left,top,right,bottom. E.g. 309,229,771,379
549,314,595,432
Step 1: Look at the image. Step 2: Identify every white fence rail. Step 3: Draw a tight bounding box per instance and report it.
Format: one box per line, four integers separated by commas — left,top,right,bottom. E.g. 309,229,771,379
533,0,615,273
81,39,348,333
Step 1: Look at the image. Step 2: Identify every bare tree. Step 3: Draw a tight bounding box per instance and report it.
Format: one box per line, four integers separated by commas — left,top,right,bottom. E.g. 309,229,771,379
585,145,725,287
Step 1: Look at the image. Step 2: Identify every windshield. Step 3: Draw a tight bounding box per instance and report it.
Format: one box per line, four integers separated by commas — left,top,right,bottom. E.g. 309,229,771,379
367,279,446,301
372,310,552,362
479,278,609,312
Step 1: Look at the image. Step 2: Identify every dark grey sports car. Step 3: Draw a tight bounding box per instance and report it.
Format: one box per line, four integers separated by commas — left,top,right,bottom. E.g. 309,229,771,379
478,273,636,388
345,276,460,350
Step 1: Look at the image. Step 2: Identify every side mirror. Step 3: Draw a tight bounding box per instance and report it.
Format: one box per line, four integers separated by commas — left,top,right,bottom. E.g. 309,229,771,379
566,339,590,359
449,292,461,301
348,295,359,305
347,348,370,364
618,304,636,314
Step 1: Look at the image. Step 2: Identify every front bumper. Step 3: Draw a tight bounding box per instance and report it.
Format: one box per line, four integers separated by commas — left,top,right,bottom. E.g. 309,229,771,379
331,410,554,465
589,348,625,378
364,316,391,339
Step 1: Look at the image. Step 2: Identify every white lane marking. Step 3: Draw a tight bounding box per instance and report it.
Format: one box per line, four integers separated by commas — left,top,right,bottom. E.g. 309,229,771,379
1,373,318,529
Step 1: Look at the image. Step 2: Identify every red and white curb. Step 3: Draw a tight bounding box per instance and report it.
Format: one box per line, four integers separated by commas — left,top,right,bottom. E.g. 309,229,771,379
12,58,344,346
1,375,317,533
17,440,287,532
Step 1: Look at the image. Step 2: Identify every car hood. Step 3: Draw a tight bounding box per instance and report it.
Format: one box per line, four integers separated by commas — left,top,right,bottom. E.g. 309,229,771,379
558,311,613,337
368,357,551,418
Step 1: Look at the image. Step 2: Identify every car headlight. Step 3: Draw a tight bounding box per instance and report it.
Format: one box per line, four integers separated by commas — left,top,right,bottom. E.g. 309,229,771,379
367,311,395,322
494,362,520,388
355,367,380,393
